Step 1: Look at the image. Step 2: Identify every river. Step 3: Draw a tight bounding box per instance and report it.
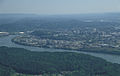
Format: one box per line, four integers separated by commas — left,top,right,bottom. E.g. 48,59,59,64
0,35,120,64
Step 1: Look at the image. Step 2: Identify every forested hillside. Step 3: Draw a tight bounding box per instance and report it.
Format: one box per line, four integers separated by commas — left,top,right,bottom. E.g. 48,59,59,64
0,13,120,32
0,46,120,76
0,64,15,76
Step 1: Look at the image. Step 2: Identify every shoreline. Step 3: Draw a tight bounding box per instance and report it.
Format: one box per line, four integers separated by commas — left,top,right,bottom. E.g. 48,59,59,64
11,38,120,55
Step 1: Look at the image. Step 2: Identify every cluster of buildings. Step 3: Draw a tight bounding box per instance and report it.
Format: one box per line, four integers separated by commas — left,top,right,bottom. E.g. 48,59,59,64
12,27,120,50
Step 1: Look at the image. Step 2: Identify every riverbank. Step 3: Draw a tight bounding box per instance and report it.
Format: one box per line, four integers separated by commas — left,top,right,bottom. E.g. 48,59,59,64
0,46,120,76
12,37,120,55
1,35,120,64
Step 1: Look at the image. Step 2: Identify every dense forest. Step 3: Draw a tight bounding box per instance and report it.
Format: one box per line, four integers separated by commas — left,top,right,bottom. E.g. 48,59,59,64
0,64,15,76
0,46,120,76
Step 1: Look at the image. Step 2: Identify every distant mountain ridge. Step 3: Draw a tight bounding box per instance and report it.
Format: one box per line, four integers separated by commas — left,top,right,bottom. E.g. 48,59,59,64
0,12,120,32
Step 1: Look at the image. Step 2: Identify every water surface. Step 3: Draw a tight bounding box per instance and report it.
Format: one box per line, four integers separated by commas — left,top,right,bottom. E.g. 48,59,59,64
1,35,120,64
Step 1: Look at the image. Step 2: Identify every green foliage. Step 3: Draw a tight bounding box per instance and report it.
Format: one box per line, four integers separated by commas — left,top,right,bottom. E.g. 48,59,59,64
0,64,15,76
0,46,120,76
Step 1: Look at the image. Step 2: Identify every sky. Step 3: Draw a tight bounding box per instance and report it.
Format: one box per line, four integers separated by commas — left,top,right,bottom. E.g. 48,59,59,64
0,0,120,15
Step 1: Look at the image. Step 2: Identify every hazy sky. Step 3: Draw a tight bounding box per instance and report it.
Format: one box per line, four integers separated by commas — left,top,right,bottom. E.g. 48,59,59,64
0,0,120,14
